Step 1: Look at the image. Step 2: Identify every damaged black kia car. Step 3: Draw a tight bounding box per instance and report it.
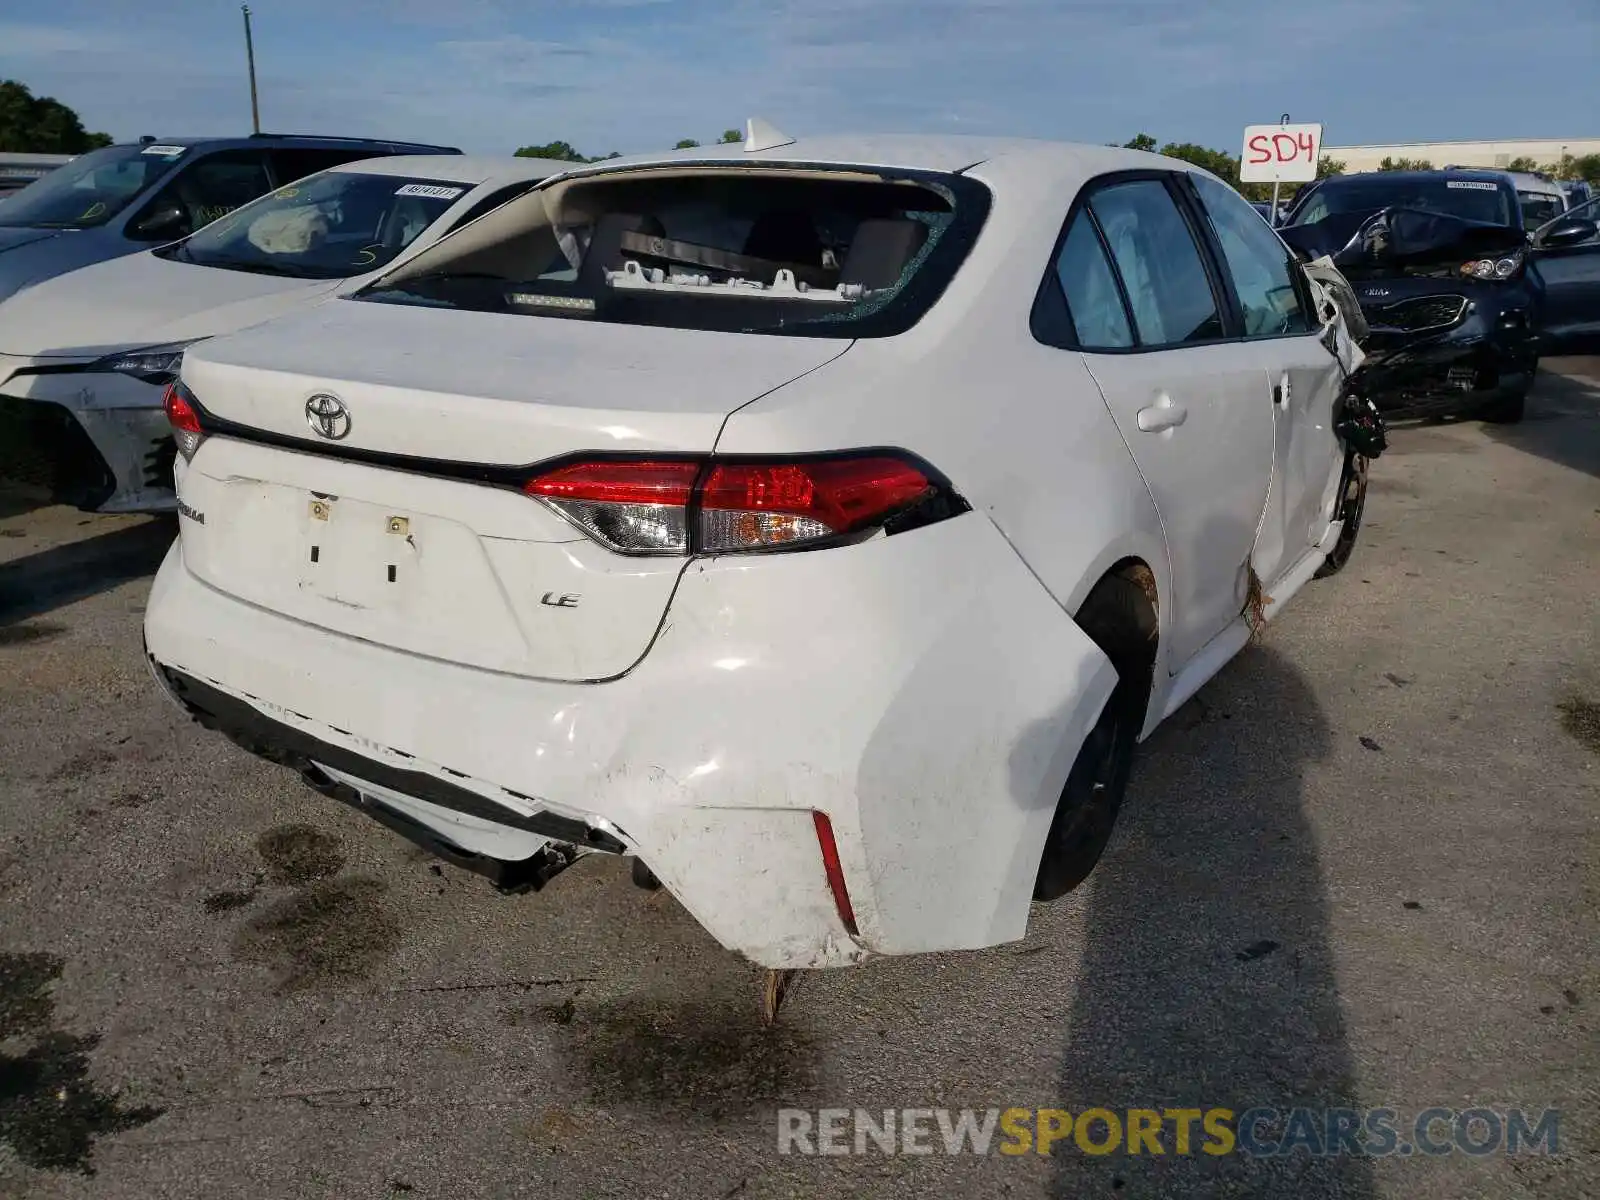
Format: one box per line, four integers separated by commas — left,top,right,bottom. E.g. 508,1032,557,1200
1280,169,1600,423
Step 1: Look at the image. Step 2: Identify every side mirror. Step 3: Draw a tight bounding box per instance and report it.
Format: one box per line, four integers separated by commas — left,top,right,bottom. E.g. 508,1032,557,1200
132,203,190,240
1537,217,1599,249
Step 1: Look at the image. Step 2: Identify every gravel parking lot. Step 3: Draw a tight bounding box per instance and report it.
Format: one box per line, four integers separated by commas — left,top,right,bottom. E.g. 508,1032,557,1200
1,363,1596,1200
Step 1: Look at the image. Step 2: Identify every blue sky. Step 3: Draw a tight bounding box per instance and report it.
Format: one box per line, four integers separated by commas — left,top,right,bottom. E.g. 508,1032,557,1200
3,0,1597,157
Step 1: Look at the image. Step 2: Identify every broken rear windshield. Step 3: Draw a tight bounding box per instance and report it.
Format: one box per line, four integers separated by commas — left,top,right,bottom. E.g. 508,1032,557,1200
357,166,991,338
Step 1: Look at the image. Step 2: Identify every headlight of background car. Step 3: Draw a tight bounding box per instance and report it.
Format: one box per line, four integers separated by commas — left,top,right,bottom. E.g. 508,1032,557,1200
90,339,202,385
1459,250,1524,281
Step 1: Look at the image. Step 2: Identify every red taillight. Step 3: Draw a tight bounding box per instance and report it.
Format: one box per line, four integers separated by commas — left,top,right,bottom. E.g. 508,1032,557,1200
524,459,699,506
522,453,939,555
162,381,206,462
812,810,858,937
698,457,930,552
162,382,201,434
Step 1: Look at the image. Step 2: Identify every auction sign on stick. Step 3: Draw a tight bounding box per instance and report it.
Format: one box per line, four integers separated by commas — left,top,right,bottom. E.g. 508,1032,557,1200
1240,117,1323,223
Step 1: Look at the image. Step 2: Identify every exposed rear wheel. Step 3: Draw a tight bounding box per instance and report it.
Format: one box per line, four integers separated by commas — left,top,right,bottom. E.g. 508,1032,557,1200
1034,573,1154,902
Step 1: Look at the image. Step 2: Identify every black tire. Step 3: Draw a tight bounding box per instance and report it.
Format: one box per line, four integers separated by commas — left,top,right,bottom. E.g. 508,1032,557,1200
1480,360,1534,424
1033,574,1154,902
1479,389,1526,424
1314,454,1368,579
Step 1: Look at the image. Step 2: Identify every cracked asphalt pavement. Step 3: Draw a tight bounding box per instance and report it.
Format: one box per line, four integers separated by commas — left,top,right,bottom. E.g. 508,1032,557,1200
0,362,1596,1198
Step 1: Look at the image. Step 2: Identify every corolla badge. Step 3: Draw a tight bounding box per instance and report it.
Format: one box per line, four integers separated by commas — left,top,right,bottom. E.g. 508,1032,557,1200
305,393,351,440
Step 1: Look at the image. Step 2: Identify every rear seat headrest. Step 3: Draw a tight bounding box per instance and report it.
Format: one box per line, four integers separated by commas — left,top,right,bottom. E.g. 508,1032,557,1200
840,219,929,290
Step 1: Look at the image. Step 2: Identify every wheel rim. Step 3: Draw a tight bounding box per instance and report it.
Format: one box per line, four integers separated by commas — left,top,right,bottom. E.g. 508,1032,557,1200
1046,694,1130,864
1326,456,1368,570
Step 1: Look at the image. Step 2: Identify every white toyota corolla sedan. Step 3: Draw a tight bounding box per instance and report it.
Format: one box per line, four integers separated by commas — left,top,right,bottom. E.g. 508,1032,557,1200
0,154,569,513
144,129,1369,971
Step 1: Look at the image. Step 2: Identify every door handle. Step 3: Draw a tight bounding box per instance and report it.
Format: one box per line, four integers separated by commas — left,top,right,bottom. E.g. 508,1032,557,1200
1136,397,1188,432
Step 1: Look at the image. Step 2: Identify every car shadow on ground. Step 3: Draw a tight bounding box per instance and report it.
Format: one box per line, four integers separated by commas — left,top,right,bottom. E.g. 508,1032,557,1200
0,516,174,626
1480,363,1600,479
1049,643,1376,1197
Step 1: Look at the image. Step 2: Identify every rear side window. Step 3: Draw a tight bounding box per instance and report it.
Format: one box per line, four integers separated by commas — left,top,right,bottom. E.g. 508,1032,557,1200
1191,173,1310,338
1054,210,1133,349
271,149,379,185
1088,180,1223,347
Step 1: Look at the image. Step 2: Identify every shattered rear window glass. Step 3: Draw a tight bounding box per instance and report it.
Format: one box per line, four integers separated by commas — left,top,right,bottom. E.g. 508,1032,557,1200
359,167,991,339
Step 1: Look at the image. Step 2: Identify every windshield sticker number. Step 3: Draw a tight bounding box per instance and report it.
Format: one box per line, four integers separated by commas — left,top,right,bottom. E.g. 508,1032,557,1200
1447,181,1499,191
394,183,464,200
140,144,188,158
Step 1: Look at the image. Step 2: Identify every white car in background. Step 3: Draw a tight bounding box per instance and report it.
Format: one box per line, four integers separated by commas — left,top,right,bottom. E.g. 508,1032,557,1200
145,131,1369,972
0,154,570,512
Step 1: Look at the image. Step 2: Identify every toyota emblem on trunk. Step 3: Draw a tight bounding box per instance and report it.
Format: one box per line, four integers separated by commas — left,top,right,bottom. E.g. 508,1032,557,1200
305,393,351,440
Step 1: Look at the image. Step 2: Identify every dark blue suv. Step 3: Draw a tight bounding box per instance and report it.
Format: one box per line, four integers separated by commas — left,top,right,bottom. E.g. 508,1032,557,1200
1281,168,1599,423
0,133,460,305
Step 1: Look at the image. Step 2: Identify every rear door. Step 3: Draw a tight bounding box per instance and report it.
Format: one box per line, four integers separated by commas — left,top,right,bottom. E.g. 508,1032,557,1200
1187,172,1346,580
1060,174,1275,669
1533,195,1600,356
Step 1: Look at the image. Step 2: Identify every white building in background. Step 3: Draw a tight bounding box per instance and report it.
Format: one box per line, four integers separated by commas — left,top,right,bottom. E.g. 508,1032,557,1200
1322,138,1600,173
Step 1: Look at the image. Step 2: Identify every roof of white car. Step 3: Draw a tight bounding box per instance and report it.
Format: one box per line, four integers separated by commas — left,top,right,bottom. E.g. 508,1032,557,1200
1503,170,1564,196
574,134,1172,181
327,154,575,186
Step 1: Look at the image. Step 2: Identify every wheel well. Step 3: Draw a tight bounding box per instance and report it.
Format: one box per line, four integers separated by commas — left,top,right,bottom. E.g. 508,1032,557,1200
1075,558,1159,675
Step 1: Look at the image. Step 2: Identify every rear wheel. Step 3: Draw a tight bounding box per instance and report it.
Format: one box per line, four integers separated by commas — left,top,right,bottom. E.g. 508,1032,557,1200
1034,573,1155,901
1314,454,1368,579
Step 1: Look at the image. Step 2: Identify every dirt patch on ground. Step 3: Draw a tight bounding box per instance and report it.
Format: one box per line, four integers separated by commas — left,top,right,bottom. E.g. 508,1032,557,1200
0,951,164,1174
1558,696,1600,755
256,823,346,885
0,622,65,647
563,994,821,1116
233,876,400,991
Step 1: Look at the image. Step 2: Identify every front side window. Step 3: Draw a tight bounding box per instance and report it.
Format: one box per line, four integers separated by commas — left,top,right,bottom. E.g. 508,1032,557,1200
1191,173,1310,338
1087,179,1224,347
0,143,188,229
162,172,472,279
360,166,991,339
129,151,274,240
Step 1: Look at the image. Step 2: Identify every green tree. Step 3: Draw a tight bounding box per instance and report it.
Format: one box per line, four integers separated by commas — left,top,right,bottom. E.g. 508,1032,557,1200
1318,156,1346,178
1377,156,1433,171
1571,154,1600,184
515,141,621,164
674,138,700,149
1122,133,1157,152
719,128,742,144
0,80,111,153
516,140,584,162
1505,156,1541,173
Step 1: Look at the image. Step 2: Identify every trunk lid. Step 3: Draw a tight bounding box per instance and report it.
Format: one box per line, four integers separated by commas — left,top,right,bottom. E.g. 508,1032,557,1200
175,301,850,681
181,299,848,463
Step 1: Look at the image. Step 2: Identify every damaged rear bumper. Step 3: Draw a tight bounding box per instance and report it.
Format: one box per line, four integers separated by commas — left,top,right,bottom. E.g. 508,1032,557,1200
144,513,1118,969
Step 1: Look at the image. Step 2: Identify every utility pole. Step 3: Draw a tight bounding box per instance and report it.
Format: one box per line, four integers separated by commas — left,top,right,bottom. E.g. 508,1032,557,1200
242,5,261,134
